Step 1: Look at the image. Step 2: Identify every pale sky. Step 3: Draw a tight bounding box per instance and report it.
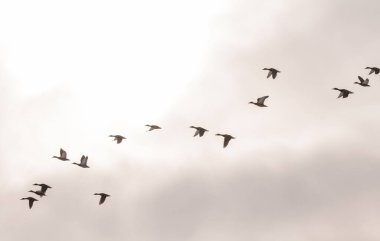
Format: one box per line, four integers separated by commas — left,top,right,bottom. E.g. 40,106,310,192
1,0,380,240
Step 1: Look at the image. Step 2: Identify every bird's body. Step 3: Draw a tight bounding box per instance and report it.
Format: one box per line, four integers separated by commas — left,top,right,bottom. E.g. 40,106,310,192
53,148,69,161
263,68,280,79
109,135,126,144
354,76,370,87
366,67,380,75
190,126,208,137
249,96,269,107
216,134,235,148
333,88,354,98
145,125,162,131
73,155,90,168
94,193,110,205
20,197,38,209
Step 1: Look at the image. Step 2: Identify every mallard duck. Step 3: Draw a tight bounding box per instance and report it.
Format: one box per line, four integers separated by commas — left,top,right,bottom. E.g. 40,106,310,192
215,134,235,148
20,197,38,209
109,135,126,144
333,88,354,98
190,126,208,137
249,96,269,107
52,148,69,161
263,68,280,79
94,193,110,205
73,155,90,168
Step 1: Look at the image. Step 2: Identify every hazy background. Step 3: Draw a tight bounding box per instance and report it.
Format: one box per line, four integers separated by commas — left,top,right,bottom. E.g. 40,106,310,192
1,0,380,240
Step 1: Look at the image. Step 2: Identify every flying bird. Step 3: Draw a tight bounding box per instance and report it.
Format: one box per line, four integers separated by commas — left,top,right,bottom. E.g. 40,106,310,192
263,68,280,79
354,76,370,87
20,197,38,209
28,190,46,198
333,88,354,98
33,183,52,196
249,96,269,107
365,67,379,75
52,148,69,161
94,193,110,205
145,125,161,131
216,134,235,148
190,126,208,137
73,155,90,168
109,135,126,144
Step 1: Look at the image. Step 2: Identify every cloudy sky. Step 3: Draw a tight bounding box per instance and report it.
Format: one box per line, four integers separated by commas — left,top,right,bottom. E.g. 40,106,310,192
1,0,380,240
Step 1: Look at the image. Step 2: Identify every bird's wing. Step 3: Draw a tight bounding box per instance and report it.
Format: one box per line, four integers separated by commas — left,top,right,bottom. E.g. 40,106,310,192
223,136,231,148
194,129,200,137
266,71,272,78
40,186,48,193
116,137,122,144
80,155,88,165
272,71,277,79
342,91,349,98
199,129,205,137
99,195,107,205
60,149,67,159
337,92,343,98
358,76,365,83
369,69,375,75
364,78,369,85
28,199,34,209
257,96,269,104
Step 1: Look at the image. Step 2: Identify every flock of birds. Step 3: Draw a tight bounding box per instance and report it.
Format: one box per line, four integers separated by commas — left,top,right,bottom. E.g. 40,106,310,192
20,66,380,209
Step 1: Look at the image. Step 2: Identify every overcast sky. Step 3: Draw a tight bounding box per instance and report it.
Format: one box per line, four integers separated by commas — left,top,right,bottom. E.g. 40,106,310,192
1,0,380,240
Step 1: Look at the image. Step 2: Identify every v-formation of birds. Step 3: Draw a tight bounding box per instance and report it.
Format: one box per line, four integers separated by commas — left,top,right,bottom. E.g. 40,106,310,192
21,67,379,209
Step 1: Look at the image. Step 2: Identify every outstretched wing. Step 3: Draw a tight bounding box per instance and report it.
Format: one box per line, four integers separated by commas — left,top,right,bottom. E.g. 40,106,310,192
257,96,269,105
28,199,35,209
80,155,88,165
363,78,369,85
99,195,107,205
223,136,231,148
266,70,272,78
358,76,365,83
272,70,278,79
194,129,200,137
60,149,67,159
199,129,206,137
369,69,375,75
337,91,343,98
116,137,123,144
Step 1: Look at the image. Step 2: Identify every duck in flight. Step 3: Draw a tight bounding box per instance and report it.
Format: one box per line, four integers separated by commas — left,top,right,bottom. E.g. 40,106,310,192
20,197,38,209
263,68,280,79
109,135,126,144
216,134,235,148
333,88,354,98
190,126,208,137
354,76,370,87
33,183,52,196
249,96,269,107
29,190,46,198
52,148,69,161
366,67,379,75
145,125,162,131
94,193,110,205
73,155,90,168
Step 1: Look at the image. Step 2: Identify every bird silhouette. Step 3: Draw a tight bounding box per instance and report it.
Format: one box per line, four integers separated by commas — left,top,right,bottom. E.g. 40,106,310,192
365,67,379,75
333,88,354,98
20,197,38,209
73,155,90,168
94,193,110,205
249,96,269,107
354,76,370,87
109,135,126,144
190,126,208,137
33,183,52,196
263,68,280,79
28,190,46,198
216,134,235,148
145,125,161,131
52,148,69,161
